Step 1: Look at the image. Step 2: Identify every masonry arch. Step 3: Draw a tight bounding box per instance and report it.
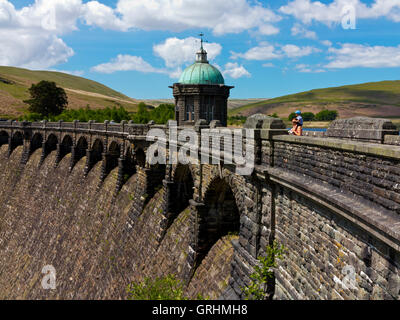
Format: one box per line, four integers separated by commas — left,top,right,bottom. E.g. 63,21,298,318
75,136,88,163
135,147,146,168
122,146,136,183
9,131,23,156
91,138,104,166
0,131,9,147
196,176,240,266
43,134,58,159
29,133,43,157
105,141,121,176
170,164,194,219
59,135,73,162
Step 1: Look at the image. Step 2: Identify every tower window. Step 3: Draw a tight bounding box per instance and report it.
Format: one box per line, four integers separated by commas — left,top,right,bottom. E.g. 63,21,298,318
185,96,194,121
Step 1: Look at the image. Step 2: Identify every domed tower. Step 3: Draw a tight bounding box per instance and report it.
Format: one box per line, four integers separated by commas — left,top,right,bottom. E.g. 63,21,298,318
171,36,234,126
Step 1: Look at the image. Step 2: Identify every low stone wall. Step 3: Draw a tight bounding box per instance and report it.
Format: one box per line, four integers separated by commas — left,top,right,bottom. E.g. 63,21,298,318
274,185,400,299
273,135,400,214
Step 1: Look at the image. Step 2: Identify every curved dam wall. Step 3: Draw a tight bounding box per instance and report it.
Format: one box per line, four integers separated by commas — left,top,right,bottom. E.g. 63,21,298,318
0,116,400,300
0,144,234,299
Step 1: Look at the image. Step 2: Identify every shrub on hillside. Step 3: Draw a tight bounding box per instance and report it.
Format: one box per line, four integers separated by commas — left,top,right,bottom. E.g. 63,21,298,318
315,109,338,121
288,112,315,121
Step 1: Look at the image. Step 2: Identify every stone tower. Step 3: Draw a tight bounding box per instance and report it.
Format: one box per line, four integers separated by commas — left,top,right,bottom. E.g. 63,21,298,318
171,36,234,127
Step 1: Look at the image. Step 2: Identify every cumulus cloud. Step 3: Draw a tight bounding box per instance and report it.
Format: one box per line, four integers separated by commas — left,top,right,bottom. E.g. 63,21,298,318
231,43,281,60
280,0,400,25
223,62,251,79
231,43,320,61
325,43,400,68
291,22,317,39
295,63,325,73
281,44,320,58
0,0,282,70
82,1,127,31
153,37,222,68
115,0,281,35
91,54,165,74
321,40,333,47
0,0,80,69
92,37,224,79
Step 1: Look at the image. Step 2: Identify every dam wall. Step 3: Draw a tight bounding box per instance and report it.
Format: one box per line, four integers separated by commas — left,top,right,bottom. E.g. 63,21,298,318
0,116,399,299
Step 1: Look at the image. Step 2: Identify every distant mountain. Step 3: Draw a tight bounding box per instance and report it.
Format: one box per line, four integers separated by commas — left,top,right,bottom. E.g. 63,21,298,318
0,66,139,118
229,80,400,119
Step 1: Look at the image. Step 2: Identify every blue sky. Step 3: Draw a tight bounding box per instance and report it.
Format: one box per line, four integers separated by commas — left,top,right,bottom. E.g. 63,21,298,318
2,0,400,99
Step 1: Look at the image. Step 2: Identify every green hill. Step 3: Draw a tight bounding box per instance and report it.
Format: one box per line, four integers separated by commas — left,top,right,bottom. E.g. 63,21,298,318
0,66,139,118
229,80,400,120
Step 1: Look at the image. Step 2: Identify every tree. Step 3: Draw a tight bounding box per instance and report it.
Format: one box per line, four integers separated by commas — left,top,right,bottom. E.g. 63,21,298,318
315,109,338,121
302,112,315,121
132,102,150,124
24,81,68,117
242,241,286,300
289,112,315,121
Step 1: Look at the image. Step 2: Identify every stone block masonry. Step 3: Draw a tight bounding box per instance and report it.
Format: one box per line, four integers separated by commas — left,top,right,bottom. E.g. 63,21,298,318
0,116,399,299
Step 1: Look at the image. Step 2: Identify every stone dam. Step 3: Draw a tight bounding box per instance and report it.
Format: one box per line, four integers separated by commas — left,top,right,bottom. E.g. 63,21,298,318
0,116,399,300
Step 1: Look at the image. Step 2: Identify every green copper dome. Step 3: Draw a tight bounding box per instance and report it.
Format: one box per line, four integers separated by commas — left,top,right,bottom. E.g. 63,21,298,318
178,45,224,85
179,62,225,85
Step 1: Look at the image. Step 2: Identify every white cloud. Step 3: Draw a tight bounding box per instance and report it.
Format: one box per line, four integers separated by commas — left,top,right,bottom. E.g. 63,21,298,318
91,54,165,74
295,63,325,73
0,0,281,70
115,0,281,35
258,24,280,36
321,40,333,47
0,0,80,69
82,1,127,31
232,43,320,61
231,43,281,60
92,37,223,79
291,22,317,39
262,62,275,67
223,62,251,79
280,0,400,25
281,44,320,58
153,37,222,68
0,30,74,69
326,43,400,68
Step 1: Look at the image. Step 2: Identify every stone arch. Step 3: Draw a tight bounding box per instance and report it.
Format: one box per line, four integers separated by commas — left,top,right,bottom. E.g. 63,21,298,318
42,134,58,163
135,147,146,168
0,131,9,147
145,163,166,205
122,145,136,183
91,138,104,166
75,136,88,163
59,135,73,162
9,131,24,156
201,167,246,215
105,140,121,175
170,164,195,218
29,132,43,156
195,176,241,267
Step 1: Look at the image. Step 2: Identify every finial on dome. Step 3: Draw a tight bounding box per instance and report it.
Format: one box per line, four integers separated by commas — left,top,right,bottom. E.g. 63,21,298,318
196,32,208,63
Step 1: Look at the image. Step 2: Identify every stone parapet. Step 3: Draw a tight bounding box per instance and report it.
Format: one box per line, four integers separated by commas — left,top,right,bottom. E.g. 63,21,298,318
326,117,398,143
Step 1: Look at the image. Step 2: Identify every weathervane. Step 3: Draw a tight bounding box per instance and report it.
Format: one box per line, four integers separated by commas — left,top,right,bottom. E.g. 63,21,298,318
198,32,208,50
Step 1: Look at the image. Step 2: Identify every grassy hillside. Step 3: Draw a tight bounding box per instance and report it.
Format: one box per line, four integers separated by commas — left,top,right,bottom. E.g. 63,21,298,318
0,66,139,118
229,80,400,119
